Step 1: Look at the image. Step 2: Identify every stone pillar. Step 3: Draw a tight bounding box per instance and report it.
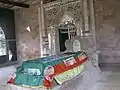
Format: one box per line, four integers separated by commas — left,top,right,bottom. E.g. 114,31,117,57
82,0,99,67
89,0,99,67
89,0,97,50
38,7,43,57
83,0,89,33
15,4,41,60
38,0,49,57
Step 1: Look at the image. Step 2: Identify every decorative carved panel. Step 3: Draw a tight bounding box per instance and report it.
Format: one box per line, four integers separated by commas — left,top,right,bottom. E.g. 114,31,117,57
44,0,83,27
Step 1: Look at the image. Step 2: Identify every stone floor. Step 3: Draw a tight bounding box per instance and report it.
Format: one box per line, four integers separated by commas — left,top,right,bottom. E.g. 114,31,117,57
95,71,120,90
95,64,120,90
2,62,120,90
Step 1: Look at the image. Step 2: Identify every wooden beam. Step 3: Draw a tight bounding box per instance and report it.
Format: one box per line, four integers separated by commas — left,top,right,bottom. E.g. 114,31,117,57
43,0,57,4
0,0,29,8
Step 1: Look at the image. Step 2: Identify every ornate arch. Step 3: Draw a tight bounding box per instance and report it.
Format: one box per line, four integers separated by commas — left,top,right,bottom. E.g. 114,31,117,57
59,12,74,24
0,27,6,56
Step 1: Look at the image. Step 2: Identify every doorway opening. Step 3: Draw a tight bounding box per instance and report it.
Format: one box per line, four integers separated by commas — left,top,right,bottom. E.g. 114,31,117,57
59,21,77,52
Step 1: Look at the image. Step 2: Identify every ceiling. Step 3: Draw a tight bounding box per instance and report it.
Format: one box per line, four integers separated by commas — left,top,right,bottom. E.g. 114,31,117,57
0,0,30,9
0,0,57,9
